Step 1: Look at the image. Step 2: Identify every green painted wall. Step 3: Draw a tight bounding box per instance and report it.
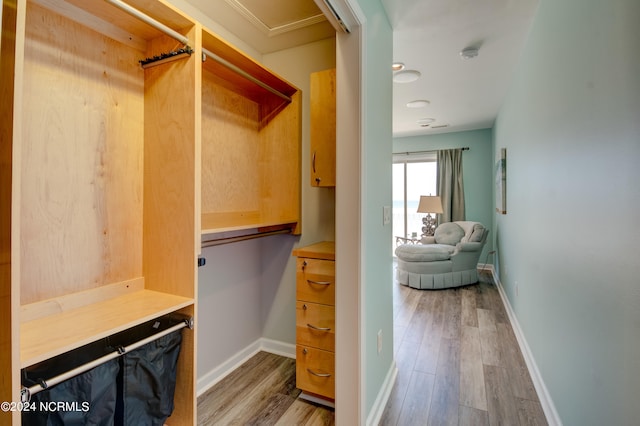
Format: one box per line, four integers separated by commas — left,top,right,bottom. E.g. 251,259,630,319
493,0,640,424
357,0,395,418
393,129,495,259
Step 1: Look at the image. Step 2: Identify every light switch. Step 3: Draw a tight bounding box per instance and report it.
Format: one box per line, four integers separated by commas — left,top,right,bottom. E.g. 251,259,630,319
383,206,391,225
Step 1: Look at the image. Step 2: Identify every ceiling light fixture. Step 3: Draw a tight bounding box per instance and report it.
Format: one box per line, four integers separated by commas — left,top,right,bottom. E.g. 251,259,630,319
393,70,421,83
406,100,430,108
460,47,479,60
392,62,405,71
417,118,435,127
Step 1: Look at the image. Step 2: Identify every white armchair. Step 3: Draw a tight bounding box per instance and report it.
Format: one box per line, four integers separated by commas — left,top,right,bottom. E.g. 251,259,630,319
395,221,489,290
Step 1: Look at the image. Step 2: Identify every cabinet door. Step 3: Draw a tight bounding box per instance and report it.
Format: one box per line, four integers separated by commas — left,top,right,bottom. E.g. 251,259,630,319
310,68,336,187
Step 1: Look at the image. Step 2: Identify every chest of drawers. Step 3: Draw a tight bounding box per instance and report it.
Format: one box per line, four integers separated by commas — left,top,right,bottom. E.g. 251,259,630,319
292,241,335,402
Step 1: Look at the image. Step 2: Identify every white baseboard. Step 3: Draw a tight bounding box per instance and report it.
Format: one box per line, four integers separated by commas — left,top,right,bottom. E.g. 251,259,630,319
485,265,563,426
196,338,296,397
366,360,398,426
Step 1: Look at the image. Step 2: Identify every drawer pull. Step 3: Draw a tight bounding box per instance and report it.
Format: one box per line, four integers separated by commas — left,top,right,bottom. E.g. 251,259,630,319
307,323,332,331
306,279,331,286
307,368,332,378
302,260,308,270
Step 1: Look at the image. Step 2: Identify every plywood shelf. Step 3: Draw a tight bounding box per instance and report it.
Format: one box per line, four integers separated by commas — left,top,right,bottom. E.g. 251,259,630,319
21,289,193,368
201,211,298,235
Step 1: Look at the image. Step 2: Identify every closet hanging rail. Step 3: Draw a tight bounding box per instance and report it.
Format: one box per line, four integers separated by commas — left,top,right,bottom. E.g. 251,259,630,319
103,1,291,101
104,0,189,45
201,227,292,248
202,48,292,103
20,317,194,403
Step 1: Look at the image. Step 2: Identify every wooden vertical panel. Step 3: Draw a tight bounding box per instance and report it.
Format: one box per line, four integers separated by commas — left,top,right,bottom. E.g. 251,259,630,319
201,69,261,217
20,3,144,303
142,29,197,299
259,91,301,233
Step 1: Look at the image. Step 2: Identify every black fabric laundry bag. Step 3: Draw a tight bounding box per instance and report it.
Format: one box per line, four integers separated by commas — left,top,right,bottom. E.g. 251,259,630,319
118,330,182,426
22,358,119,426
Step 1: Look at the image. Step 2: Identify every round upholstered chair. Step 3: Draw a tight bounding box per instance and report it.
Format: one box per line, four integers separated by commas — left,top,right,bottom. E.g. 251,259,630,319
395,221,489,290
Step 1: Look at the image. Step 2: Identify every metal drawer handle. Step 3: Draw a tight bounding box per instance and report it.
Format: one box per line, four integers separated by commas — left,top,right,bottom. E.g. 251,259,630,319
307,323,331,331
307,279,331,286
312,151,317,173
307,368,332,378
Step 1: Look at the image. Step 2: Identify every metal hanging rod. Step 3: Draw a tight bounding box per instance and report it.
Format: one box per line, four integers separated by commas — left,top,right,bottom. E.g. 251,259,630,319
104,0,189,45
103,1,291,102
202,48,292,103
201,228,292,248
21,317,194,402
393,147,470,156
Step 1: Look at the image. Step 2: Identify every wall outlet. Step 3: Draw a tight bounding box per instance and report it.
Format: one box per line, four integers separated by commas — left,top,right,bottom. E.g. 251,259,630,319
383,206,391,225
377,329,383,354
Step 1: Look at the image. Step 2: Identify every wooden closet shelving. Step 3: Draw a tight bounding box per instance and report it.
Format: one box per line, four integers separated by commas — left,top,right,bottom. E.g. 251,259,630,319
200,27,301,238
2,0,302,423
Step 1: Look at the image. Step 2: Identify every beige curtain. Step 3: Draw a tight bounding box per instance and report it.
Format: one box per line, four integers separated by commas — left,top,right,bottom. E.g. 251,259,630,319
437,149,465,223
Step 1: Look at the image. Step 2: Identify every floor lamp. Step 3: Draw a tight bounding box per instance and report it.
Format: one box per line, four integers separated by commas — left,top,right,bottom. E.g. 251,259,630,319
417,195,443,238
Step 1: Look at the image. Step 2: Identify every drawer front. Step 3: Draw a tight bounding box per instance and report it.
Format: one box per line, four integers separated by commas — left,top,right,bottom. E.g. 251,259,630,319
296,345,335,399
296,301,335,352
296,258,335,305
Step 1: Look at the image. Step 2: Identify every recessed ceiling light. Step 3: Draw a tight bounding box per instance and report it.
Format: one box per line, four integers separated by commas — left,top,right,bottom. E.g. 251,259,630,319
417,118,435,127
406,100,430,108
392,62,405,71
393,70,421,83
460,47,479,60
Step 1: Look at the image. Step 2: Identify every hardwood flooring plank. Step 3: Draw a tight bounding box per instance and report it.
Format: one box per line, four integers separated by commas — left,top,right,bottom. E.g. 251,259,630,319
305,406,336,426
274,399,316,425
246,393,297,425
414,290,444,374
477,308,497,332
197,352,281,424
199,355,301,425
395,289,421,327
461,287,479,327
402,293,431,344
496,323,538,401
483,365,520,426
441,289,462,340
459,326,487,411
427,338,460,426
516,397,549,426
381,337,422,425
458,405,489,426
395,371,436,426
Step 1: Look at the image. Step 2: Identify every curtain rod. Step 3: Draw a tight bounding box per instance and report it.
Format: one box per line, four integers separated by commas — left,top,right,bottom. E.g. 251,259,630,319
393,147,469,156
21,317,193,402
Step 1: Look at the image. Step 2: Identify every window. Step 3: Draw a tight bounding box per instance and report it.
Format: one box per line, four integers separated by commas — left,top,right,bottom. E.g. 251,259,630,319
392,152,437,252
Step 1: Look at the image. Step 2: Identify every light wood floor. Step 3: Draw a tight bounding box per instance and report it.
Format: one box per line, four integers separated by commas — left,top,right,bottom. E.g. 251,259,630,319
197,272,547,425
197,351,334,425
381,271,548,425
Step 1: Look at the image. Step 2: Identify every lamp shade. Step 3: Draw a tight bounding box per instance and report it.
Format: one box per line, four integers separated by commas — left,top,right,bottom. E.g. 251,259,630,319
417,195,443,214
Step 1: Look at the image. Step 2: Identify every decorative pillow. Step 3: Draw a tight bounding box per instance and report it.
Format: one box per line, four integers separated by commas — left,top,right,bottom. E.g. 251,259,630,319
469,224,485,242
395,244,452,262
434,222,465,245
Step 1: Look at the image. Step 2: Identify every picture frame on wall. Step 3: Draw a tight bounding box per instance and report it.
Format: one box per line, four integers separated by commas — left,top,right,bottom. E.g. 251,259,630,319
495,148,507,214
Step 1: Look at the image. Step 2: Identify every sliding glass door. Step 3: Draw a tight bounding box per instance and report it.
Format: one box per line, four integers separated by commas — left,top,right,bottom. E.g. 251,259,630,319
392,153,437,252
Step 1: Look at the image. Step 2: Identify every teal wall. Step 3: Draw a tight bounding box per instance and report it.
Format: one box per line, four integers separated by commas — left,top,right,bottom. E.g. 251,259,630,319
493,0,640,424
393,129,495,259
358,0,395,418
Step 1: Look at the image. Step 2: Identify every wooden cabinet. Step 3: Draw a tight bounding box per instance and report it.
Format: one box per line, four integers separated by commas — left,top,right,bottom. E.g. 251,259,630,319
292,241,335,402
1,0,301,423
310,68,336,187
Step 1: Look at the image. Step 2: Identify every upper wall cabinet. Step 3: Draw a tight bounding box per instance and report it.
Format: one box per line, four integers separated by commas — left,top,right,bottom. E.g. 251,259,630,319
310,68,336,187
200,28,302,237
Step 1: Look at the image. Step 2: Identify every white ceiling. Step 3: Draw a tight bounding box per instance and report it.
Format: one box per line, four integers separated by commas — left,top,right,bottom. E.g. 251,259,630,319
184,0,539,136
